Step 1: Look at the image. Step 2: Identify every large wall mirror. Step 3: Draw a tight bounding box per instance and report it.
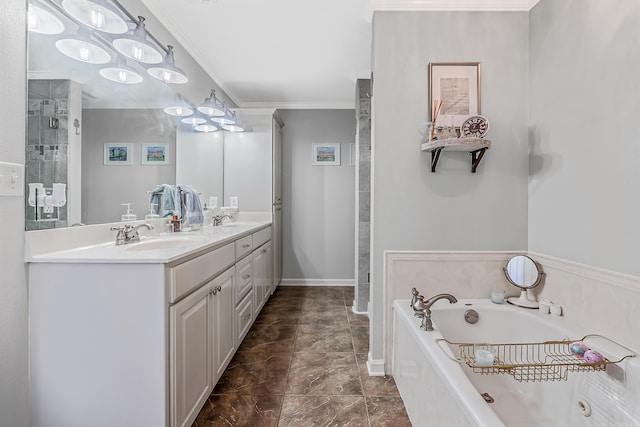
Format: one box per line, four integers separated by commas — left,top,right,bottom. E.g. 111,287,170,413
25,0,229,229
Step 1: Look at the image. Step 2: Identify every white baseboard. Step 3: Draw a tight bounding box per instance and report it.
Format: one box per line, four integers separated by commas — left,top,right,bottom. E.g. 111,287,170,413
366,352,386,376
351,304,369,316
279,279,355,287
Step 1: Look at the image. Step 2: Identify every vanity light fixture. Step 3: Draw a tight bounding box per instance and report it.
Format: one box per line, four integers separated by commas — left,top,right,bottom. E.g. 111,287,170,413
112,16,164,64
148,45,189,84
28,4,65,34
197,90,226,117
164,94,194,117
209,105,236,126
61,0,128,34
99,57,143,84
55,29,111,64
194,123,219,133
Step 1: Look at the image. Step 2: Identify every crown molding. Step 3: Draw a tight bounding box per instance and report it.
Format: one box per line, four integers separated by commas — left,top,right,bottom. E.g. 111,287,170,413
371,0,540,11
239,101,356,110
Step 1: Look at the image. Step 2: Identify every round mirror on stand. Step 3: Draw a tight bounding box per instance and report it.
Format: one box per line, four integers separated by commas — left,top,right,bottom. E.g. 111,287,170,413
504,255,544,309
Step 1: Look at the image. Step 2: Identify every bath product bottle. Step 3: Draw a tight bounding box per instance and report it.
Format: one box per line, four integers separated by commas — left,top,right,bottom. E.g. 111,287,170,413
145,203,160,220
121,203,137,221
203,204,213,227
171,215,181,232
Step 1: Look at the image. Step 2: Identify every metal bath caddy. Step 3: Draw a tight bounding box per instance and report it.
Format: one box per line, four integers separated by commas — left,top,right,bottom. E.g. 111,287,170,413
439,334,635,382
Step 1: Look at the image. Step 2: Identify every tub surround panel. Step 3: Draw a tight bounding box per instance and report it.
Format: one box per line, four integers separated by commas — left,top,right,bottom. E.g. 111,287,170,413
531,252,640,354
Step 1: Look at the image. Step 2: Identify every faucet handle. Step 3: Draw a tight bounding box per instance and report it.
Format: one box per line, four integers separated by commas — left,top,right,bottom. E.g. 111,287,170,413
410,287,419,308
412,295,427,318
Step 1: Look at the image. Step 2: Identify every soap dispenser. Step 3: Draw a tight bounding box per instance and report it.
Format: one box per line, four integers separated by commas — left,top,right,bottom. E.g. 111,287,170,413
145,203,160,220
121,203,137,221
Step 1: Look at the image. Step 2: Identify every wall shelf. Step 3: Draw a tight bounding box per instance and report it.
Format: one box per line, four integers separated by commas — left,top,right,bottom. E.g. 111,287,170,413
420,137,491,173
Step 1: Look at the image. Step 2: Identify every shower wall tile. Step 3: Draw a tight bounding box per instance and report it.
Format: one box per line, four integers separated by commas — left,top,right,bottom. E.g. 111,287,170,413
358,191,370,223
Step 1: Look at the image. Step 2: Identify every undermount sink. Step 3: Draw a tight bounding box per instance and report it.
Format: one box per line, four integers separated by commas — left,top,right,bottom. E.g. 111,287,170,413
126,236,205,252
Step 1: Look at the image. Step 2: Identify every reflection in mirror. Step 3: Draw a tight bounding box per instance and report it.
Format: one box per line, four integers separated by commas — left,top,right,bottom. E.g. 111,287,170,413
504,255,543,289
25,0,228,230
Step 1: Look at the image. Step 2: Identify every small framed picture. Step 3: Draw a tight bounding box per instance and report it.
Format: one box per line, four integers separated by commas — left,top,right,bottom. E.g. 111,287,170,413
429,62,481,128
312,143,341,166
103,143,133,165
141,143,170,165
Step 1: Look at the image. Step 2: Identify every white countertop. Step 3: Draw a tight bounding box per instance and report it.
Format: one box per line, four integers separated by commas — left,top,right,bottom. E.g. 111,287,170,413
25,220,271,264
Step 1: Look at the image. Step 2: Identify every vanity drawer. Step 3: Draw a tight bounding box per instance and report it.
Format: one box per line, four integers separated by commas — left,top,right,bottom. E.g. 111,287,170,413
235,235,253,260
169,243,235,303
235,255,253,303
252,226,271,248
236,291,254,345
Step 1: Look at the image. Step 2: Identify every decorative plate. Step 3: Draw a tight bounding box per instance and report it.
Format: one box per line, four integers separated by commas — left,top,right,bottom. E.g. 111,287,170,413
461,115,489,138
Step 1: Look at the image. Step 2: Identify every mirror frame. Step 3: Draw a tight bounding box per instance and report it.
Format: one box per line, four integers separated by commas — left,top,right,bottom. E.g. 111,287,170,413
503,255,544,290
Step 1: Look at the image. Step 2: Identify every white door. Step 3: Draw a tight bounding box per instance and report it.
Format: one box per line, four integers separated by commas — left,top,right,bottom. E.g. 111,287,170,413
170,283,213,427
211,267,236,384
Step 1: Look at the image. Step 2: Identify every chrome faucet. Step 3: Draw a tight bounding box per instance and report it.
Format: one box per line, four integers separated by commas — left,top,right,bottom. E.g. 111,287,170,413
212,214,232,227
420,293,458,331
111,223,153,245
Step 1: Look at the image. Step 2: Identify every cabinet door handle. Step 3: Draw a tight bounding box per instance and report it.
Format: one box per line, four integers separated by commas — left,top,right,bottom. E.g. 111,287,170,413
217,285,222,292
242,274,251,279
241,244,251,248
212,288,217,295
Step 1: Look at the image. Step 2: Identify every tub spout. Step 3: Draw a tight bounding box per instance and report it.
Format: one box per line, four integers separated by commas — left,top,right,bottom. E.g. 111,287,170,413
420,293,458,332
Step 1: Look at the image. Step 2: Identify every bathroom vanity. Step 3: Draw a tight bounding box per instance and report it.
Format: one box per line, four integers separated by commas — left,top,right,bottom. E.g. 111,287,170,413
26,221,273,427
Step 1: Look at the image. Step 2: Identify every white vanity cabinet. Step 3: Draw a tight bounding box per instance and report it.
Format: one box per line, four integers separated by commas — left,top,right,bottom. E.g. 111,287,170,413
253,241,273,315
27,222,273,427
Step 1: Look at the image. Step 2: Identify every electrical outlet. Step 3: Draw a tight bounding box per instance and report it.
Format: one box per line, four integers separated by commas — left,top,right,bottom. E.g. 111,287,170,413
230,196,238,208
43,205,54,214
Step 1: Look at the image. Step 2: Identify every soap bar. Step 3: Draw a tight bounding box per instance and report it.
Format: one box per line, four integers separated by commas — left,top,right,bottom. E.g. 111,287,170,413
570,341,588,358
475,349,495,367
583,350,605,363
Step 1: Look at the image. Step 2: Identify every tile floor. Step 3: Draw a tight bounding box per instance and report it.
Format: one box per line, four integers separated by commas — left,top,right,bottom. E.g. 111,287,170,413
192,286,411,426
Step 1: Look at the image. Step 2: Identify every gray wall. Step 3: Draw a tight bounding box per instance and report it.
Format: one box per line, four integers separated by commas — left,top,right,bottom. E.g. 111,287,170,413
0,1,29,426
82,109,177,223
529,0,640,276
371,11,530,361
280,109,356,283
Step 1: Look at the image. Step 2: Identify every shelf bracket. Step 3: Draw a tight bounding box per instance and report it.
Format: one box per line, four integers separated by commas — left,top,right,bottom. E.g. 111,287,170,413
430,148,443,173
469,148,488,173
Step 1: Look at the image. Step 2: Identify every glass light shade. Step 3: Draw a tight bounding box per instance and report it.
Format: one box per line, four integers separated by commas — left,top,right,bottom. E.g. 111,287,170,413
61,0,128,34
55,36,111,64
194,124,219,133
147,45,188,84
210,114,235,126
112,16,163,64
221,123,245,132
197,90,225,116
99,64,143,84
164,105,194,117
181,115,207,126
28,5,65,35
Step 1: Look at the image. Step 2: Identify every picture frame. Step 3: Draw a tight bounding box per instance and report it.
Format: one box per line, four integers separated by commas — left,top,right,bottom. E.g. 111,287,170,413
103,143,133,166
141,143,170,166
428,62,481,128
312,143,341,166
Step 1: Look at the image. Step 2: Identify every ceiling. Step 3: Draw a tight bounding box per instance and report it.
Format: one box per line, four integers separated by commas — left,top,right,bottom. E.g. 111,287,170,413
141,0,539,109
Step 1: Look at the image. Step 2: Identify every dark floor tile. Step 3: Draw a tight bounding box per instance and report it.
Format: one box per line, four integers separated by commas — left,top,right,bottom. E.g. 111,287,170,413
192,394,281,427
355,353,399,397
366,396,411,427
278,396,368,427
351,326,369,353
301,296,344,311
238,324,298,353
254,310,302,326
347,309,369,326
299,306,349,326
286,352,361,396
213,351,292,395
294,325,353,353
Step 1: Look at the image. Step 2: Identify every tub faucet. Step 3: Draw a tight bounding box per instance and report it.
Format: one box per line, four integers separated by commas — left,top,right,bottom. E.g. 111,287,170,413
111,223,153,245
420,293,458,332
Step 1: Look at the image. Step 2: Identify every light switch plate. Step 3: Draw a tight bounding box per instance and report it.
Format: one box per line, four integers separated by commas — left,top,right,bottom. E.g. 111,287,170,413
0,162,24,197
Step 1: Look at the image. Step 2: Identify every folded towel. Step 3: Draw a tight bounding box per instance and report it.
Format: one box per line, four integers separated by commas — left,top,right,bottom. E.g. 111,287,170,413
176,184,203,226
149,184,177,218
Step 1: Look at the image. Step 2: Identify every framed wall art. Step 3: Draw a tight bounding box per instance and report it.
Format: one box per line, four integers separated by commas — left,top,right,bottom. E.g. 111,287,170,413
429,62,481,127
312,143,341,166
103,143,133,166
141,143,170,165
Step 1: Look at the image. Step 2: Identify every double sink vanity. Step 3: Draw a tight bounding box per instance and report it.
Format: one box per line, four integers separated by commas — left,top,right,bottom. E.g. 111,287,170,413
26,218,274,427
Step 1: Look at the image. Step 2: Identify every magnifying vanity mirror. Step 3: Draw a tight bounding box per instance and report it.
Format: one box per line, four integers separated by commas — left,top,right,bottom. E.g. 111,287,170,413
503,255,544,308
